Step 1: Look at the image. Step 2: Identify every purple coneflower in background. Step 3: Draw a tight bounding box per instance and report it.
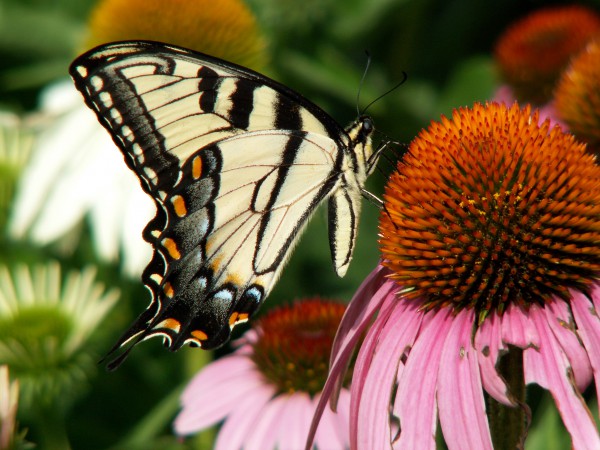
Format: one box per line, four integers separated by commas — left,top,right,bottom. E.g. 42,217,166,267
491,5,600,133
554,38,600,157
311,102,600,449
493,5,600,106
175,299,351,450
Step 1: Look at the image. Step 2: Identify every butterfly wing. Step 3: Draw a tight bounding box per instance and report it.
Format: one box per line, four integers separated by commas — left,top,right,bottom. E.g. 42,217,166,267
69,41,355,363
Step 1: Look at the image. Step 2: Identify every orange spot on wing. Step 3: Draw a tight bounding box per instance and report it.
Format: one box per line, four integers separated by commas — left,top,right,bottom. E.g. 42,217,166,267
225,273,242,287
171,195,187,217
163,282,174,298
192,156,202,179
238,313,249,322
229,312,250,326
155,318,181,332
191,330,208,341
210,256,223,272
162,237,181,260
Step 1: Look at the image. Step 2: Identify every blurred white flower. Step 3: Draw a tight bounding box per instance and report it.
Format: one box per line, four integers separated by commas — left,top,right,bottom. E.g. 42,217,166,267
0,365,19,450
0,261,119,410
9,80,154,276
0,112,35,232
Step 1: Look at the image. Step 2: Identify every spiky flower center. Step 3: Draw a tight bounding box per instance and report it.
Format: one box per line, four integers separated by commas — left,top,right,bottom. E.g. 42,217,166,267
379,103,600,322
494,5,600,104
251,299,346,396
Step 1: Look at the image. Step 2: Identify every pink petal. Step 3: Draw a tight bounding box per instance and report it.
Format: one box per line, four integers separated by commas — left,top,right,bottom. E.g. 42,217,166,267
174,355,265,433
437,309,493,450
524,305,600,450
276,393,313,450
591,283,600,312
492,85,566,129
331,267,395,397
348,292,398,448
331,265,391,359
354,300,422,449
475,311,514,406
570,289,600,417
179,352,253,406
501,302,540,349
545,300,592,391
307,273,397,449
213,385,277,450
313,391,350,450
394,308,453,450
244,394,292,450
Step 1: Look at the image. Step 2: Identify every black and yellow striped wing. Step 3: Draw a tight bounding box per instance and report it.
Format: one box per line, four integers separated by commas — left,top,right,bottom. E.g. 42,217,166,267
70,41,376,367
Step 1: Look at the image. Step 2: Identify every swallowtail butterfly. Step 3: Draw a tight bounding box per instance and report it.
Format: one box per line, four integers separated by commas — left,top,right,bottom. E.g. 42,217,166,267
70,41,382,368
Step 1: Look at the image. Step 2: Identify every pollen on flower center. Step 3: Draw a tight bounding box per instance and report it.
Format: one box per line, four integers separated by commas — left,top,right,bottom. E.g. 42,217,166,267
379,102,600,321
250,299,346,396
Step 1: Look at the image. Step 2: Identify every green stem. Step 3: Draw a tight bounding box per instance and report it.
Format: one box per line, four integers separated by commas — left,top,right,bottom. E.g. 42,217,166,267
487,346,528,450
36,407,71,450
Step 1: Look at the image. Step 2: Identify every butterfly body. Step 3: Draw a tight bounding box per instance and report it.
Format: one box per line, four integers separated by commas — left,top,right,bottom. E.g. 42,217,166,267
70,41,377,365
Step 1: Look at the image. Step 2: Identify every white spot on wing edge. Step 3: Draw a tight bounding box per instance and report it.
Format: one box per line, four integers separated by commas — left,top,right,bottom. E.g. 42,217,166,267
90,75,104,91
149,273,163,285
122,125,134,141
99,91,113,107
75,66,88,77
110,108,123,124
144,166,157,182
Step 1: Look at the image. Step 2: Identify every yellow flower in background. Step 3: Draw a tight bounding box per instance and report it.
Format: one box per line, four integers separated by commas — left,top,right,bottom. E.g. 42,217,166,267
555,39,600,157
85,0,268,71
494,5,600,105
11,0,269,276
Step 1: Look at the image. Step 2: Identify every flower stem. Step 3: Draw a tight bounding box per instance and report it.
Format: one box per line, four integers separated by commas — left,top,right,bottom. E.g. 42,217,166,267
36,407,71,450
487,346,528,450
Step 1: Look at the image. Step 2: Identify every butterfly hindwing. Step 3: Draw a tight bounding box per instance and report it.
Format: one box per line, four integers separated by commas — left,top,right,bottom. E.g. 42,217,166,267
69,41,376,365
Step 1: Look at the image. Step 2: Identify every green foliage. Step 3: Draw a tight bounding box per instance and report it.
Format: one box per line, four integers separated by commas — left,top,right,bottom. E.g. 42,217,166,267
0,0,593,449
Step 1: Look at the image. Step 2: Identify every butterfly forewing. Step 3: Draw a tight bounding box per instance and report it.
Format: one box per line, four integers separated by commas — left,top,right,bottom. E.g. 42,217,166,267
69,41,376,366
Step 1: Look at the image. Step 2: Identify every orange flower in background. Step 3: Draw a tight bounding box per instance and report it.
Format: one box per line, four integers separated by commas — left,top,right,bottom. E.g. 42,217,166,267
85,0,268,71
251,299,348,395
555,39,600,156
495,5,600,105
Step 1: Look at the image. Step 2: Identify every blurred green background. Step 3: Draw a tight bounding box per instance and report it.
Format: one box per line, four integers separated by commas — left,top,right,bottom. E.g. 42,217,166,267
0,0,599,449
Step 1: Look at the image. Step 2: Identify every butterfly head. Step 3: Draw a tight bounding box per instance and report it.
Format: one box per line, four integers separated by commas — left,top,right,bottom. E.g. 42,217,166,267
356,115,374,142
346,115,376,180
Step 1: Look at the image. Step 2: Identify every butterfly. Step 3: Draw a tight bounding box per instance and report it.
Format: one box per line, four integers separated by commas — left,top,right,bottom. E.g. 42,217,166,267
70,40,383,368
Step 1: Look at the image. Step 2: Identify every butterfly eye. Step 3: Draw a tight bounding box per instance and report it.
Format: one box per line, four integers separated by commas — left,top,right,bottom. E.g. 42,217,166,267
361,116,374,135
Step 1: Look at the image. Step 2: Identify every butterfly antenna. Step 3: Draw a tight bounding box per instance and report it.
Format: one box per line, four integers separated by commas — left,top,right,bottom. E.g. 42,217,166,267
361,71,408,116
356,51,372,117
